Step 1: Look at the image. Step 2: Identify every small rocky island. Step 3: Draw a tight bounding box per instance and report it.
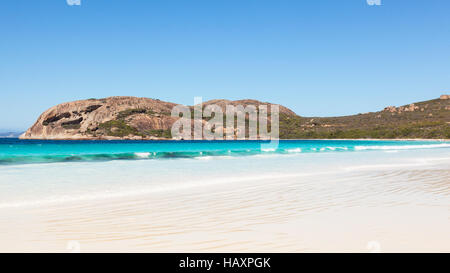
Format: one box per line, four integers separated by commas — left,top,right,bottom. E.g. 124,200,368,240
21,95,450,140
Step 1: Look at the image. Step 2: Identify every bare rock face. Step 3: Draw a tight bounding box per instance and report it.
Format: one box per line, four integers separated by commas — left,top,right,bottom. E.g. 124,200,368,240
202,99,296,116
383,106,397,113
440,94,450,100
20,97,178,140
21,96,296,140
127,114,178,132
383,104,419,114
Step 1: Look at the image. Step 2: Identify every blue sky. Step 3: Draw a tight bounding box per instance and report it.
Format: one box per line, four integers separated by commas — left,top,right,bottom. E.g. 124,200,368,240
0,0,449,131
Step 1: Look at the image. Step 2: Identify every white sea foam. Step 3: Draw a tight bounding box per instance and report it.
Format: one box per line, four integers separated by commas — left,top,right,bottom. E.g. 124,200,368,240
354,143,450,151
195,156,213,160
135,152,151,158
261,148,276,152
286,148,302,153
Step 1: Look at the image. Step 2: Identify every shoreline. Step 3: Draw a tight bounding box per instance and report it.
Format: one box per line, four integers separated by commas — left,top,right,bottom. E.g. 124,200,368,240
1,148,449,252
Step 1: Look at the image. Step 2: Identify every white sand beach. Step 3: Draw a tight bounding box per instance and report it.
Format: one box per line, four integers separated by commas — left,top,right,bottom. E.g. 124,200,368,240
0,147,448,252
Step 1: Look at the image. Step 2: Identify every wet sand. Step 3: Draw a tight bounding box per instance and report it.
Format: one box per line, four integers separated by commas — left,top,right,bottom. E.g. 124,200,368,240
1,156,448,252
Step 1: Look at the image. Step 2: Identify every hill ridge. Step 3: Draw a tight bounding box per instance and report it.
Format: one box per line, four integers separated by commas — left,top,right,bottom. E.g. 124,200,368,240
20,95,450,140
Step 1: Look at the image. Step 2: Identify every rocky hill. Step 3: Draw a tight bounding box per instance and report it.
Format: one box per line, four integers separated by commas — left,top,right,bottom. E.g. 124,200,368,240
20,95,450,140
280,95,450,139
20,96,292,140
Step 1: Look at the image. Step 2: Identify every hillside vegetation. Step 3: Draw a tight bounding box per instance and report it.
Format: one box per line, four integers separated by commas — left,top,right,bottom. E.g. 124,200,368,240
280,97,450,139
20,95,450,140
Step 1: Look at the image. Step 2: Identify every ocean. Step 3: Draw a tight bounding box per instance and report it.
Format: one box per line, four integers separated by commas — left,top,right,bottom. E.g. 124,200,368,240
1,138,449,164
0,139,449,252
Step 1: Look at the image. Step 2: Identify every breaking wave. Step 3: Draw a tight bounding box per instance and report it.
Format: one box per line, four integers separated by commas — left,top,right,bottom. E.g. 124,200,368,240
354,143,450,150
0,139,448,165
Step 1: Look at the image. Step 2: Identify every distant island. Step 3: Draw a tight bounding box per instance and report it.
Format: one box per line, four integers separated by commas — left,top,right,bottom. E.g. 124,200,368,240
20,95,450,140
0,131,23,138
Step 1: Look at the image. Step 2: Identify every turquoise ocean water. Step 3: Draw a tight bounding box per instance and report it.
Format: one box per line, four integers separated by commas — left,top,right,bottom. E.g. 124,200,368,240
0,138,448,210
1,138,449,165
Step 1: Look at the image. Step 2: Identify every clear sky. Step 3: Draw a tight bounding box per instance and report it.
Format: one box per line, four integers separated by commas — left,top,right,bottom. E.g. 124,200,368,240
0,0,449,131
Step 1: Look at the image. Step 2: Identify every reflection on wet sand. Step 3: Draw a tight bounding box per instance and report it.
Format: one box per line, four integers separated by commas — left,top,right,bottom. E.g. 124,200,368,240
1,159,448,252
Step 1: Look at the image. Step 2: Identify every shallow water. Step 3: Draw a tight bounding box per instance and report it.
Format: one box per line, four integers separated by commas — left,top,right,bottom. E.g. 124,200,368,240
0,139,448,252
1,138,449,164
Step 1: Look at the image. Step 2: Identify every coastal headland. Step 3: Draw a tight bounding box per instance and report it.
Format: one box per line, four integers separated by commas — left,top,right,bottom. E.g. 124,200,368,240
20,95,450,140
